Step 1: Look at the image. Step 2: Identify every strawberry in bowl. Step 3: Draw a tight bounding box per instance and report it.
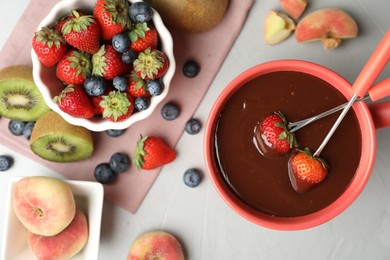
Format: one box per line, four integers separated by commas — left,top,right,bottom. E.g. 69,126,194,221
31,0,175,132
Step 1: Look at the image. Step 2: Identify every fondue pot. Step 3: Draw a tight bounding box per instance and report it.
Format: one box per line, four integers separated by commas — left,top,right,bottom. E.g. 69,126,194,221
204,30,390,230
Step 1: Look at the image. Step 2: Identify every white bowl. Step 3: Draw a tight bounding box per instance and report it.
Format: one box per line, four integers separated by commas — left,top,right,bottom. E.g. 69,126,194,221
1,177,104,260
31,0,175,132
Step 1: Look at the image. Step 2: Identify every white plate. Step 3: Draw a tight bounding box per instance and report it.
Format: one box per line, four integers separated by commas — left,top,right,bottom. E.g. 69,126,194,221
1,177,104,260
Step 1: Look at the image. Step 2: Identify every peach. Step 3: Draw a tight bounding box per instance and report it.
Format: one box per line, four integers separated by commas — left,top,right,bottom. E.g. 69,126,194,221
127,231,185,260
295,8,358,49
13,176,76,236
27,209,89,260
279,0,308,20
264,10,296,45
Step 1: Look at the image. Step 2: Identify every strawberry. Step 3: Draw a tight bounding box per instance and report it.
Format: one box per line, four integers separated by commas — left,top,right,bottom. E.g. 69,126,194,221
133,135,176,170
92,44,130,80
288,147,329,193
126,71,149,98
61,10,101,54
256,111,296,156
56,49,92,85
54,11,85,32
32,27,67,67
93,0,131,41
99,90,134,122
133,48,169,80
54,84,95,118
90,86,114,116
129,23,158,52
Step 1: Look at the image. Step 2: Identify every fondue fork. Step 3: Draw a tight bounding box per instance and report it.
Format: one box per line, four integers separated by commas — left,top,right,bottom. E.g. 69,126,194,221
288,76,390,134
313,29,390,157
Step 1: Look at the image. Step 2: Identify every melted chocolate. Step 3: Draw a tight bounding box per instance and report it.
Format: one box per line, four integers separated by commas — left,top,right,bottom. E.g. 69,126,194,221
214,71,362,217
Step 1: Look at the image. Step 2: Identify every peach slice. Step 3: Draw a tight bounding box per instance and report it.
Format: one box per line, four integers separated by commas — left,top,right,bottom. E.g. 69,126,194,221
279,0,308,20
295,8,358,49
27,209,89,259
265,10,296,45
13,176,76,236
127,231,185,260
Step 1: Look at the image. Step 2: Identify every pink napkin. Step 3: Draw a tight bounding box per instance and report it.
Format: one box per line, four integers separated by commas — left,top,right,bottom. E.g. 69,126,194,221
0,0,254,213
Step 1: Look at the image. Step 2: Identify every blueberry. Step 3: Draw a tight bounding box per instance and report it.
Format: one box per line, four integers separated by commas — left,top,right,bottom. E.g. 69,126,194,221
146,80,163,96
109,152,130,173
83,75,107,96
113,76,128,91
161,102,180,121
185,118,201,135
112,33,131,53
122,50,138,64
105,129,125,137
8,120,26,136
183,168,202,188
129,2,153,23
23,121,35,140
0,155,13,171
183,60,200,78
94,163,118,184
134,97,150,111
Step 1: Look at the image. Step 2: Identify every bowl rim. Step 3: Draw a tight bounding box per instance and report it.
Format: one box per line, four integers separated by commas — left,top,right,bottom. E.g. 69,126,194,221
31,0,176,132
203,59,376,230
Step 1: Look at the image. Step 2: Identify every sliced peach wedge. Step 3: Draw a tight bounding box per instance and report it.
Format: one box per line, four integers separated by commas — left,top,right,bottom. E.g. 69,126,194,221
279,0,308,20
265,10,296,45
295,8,358,49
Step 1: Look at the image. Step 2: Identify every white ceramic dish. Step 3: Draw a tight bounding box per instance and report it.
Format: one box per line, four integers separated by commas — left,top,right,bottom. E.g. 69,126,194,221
31,0,175,132
1,177,104,260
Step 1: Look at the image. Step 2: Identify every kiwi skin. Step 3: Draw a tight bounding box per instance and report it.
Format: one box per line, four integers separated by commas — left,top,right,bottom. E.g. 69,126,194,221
146,0,229,33
30,111,94,162
0,65,50,121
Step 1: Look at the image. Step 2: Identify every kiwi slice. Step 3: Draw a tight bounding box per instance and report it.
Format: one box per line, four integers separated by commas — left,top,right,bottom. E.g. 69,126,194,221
0,65,50,121
30,111,94,162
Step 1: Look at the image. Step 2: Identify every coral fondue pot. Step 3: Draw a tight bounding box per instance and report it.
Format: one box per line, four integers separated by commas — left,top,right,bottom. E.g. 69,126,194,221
204,30,390,230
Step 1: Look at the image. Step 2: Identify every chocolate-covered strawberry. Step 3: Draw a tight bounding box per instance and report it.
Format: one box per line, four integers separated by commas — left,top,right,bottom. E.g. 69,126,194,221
255,111,296,157
288,147,329,193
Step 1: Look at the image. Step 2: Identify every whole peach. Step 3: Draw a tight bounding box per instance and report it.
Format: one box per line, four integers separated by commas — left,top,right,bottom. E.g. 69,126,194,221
13,176,76,236
27,209,89,259
127,231,185,260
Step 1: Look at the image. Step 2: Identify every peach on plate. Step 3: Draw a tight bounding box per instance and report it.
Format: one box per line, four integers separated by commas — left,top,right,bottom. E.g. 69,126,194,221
1,177,104,260
127,231,185,260
13,176,76,236
279,0,307,20
264,10,296,45
27,209,89,259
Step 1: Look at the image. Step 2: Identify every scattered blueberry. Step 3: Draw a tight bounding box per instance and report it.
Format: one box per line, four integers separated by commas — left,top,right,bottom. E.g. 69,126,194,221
8,120,26,136
122,50,138,64
134,97,150,111
83,75,107,96
112,33,131,53
0,155,13,171
185,118,201,135
94,163,118,184
183,60,200,78
105,129,125,137
23,121,35,140
161,102,180,121
109,152,130,173
113,76,128,91
146,80,163,96
129,2,153,23
183,168,202,188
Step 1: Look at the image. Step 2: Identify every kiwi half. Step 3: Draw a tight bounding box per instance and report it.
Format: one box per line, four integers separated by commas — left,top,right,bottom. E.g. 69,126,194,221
0,65,50,121
30,111,94,162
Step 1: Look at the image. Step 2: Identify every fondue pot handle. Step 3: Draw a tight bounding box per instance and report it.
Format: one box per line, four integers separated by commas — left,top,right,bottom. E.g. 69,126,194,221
368,102,390,129
352,29,390,97
368,78,390,101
